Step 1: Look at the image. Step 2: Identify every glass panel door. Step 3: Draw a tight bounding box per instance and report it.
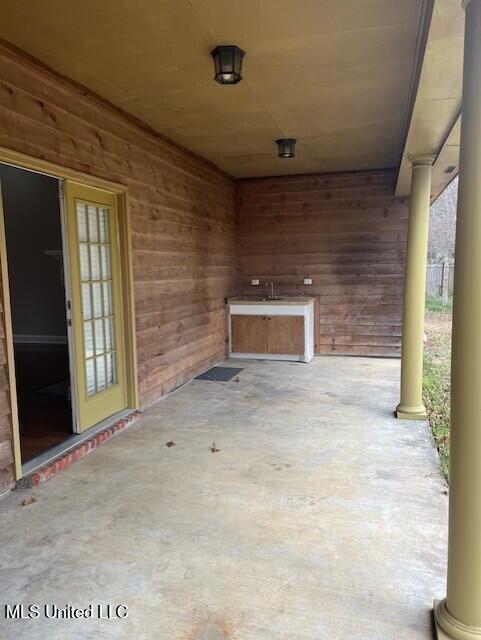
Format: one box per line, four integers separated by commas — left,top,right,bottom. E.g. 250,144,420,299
64,182,127,432
77,201,117,395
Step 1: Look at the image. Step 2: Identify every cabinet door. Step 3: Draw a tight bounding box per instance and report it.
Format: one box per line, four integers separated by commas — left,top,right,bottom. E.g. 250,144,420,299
231,315,268,353
267,316,305,355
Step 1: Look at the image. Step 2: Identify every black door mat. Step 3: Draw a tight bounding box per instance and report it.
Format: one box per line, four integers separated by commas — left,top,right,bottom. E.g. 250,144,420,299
195,367,243,382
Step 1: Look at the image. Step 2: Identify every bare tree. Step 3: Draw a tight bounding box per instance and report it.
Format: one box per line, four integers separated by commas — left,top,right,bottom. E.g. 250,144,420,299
429,177,458,262
428,177,458,303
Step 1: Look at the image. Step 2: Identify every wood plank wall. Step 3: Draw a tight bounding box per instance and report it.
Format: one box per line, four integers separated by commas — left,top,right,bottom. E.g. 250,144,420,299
237,170,409,356
0,44,239,488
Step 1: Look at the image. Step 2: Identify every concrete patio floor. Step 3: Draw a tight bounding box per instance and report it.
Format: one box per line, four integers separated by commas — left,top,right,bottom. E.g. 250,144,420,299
0,356,447,640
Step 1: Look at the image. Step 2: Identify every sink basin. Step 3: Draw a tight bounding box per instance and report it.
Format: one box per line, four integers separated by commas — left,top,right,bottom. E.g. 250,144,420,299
228,296,315,305
240,296,285,302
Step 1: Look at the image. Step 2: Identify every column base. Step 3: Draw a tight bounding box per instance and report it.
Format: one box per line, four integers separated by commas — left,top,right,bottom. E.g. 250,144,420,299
434,599,481,639
395,403,427,420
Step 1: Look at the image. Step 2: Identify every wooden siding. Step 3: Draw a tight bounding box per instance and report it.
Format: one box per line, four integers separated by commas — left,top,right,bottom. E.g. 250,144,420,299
237,170,409,356
0,43,239,485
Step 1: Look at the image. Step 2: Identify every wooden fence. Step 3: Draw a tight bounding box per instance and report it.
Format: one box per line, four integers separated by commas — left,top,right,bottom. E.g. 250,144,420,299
426,262,454,301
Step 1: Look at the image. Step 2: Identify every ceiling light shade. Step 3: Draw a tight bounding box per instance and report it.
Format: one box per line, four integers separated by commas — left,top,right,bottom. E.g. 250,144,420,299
211,45,245,84
276,138,297,158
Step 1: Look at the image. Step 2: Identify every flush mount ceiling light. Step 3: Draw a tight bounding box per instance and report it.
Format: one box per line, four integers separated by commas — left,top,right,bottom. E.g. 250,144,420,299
276,138,297,158
211,45,245,84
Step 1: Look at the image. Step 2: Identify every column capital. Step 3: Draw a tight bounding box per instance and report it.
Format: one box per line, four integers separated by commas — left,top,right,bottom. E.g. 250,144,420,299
462,0,471,10
409,153,436,167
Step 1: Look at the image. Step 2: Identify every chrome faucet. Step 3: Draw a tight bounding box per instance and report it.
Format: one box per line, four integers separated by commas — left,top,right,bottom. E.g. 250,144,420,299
266,281,280,300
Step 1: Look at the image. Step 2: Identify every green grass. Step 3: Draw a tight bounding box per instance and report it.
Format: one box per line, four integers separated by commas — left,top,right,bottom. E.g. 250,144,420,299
423,310,452,480
426,295,453,313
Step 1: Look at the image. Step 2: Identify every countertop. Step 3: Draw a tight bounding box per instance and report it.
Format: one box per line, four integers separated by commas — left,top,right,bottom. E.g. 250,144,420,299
228,297,315,306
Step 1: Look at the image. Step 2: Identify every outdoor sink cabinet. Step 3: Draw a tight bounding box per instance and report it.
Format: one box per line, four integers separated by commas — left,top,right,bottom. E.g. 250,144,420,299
228,297,315,363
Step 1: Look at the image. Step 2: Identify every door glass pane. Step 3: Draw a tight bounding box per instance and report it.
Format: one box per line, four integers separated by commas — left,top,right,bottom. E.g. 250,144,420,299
88,205,98,242
99,208,108,242
79,244,90,281
86,359,96,395
104,317,113,351
94,318,105,355
84,321,94,359
100,246,110,279
82,283,92,320
90,245,101,280
75,198,119,397
92,283,103,318
77,203,88,241
106,352,115,385
96,356,106,391
103,282,112,316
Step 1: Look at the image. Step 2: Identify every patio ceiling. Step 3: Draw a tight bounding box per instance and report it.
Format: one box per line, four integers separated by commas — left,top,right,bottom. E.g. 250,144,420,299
0,0,430,179
396,0,465,200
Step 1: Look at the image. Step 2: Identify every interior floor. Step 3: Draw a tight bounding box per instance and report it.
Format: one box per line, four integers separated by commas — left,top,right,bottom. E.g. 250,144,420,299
0,357,447,640
15,343,72,462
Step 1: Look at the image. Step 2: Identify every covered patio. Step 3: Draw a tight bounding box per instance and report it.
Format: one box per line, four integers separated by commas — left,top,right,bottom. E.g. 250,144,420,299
0,357,447,639
0,1,479,638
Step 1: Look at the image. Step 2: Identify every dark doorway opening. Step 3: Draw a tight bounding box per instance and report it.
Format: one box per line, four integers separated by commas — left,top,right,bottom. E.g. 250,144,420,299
0,164,73,463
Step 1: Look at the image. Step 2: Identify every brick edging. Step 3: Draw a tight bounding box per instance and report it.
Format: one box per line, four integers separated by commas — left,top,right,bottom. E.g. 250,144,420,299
17,410,143,488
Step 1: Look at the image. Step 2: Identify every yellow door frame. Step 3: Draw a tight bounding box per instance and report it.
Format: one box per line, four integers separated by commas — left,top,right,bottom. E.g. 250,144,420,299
0,146,139,480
